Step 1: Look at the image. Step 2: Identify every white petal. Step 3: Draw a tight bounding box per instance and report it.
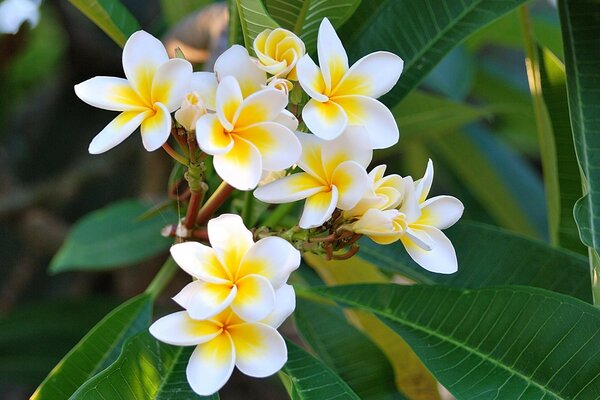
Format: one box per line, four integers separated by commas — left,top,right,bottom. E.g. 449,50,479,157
236,122,301,171
229,323,287,377
170,241,230,283
331,160,369,210
261,284,296,328
302,99,348,141
190,72,218,110
151,58,193,112
333,51,403,98
254,173,327,204
140,102,171,151
332,95,399,149
399,176,421,223
402,225,458,274
414,159,434,203
149,311,221,346
321,125,373,173
196,114,234,155
233,88,288,129
214,45,266,97
183,281,237,320
0,0,40,34
295,132,328,180
296,55,328,102
353,208,404,245
419,195,464,229
74,77,146,112
274,109,299,131
216,75,243,131
231,274,276,322
317,18,348,93
214,136,263,190
299,186,339,229
88,110,150,154
208,214,254,272
122,31,169,101
238,237,301,287
187,333,235,396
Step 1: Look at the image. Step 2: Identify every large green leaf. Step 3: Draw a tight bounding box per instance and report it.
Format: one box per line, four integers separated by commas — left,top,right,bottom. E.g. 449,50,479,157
50,199,176,273
236,0,280,51
282,339,360,400
265,0,360,52
358,221,591,302
71,331,216,399
558,0,600,303
294,297,405,400
314,284,600,399
32,294,153,400
338,0,530,107
68,0,140,47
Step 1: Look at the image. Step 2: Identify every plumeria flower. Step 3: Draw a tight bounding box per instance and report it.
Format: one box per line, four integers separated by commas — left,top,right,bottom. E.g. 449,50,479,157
74,31,193,154
296,18,403,149
255,127,371,228
195,75,301,190
150,285,295,396
175,92,207,131
170,214,300,322
254,28,305,81
344,164,403,219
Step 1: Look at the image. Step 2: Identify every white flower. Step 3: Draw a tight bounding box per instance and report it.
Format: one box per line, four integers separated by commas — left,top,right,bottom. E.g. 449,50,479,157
253,28,305,80
296,18,403,148
150,285,295,396
175,92,207,131
254,127,371,228
344,164,404,219
170,214,300,322
0,0,40,35
74,31,193,153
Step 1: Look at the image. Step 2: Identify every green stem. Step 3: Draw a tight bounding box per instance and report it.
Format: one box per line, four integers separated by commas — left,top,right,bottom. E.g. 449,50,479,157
145,257,178,300
262,202,296,227
241,191,254,225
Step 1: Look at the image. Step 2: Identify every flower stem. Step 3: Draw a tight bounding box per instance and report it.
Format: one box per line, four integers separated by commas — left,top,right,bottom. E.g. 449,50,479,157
162,143,188,165
184,191,201,230
196,181,235,225
145,257,178,300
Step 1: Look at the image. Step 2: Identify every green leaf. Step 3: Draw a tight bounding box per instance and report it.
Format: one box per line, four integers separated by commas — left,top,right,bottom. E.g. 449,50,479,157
50,199,176,273
265,0,361,52
558,0,600,302
358,221,591,302
236,0,280,51
71,331,217,399
68,0,140,47
161,0,214,25
314,284,600,399
294,297,405,400
32,294,153,400
282,339,360,400
338,0,530,107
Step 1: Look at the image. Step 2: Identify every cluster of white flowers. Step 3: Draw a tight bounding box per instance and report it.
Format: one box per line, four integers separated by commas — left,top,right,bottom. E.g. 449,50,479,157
74,17,463,395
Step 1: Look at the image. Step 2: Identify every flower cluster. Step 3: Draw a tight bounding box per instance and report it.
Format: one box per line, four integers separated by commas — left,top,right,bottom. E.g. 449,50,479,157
75,17,463,396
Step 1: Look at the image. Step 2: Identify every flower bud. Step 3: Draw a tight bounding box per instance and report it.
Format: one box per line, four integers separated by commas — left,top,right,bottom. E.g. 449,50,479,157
267,78,293,95
253,28,305,80
175,92,207,132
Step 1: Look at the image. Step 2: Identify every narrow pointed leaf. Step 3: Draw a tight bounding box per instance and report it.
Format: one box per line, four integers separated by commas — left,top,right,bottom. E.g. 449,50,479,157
236,0,279,51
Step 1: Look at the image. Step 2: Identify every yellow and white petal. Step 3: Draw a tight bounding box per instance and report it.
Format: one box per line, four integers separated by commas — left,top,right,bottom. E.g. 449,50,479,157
231,274,276,322
321,125,373,174
295,132,327,182
233,88,288,130
332,95,399,149
274,109,299,131
140,102,171,151
213,136,263,190
331,160,369,210
316,18,348,94
296,55,328,102
254,173,327,204
122,31,169,101
216,75,243,131
184,281,238,320
88,110,150,154
419,195,464,230
399,176,421,223
229,323,287,377
214,45,266,97
187,333,236,396
333,51,403,98
414,159,434,203
208,214,254,274
149,311,221,346
401,225,458,274
299,186,339,229
236,122,301,171
196,114,234,155
151,58,193,112
302,99,348,141
238,237,300,287
353,209,404,245
170,241,230,283
190,71,218,110
261,284,296,328
74,77,147,112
